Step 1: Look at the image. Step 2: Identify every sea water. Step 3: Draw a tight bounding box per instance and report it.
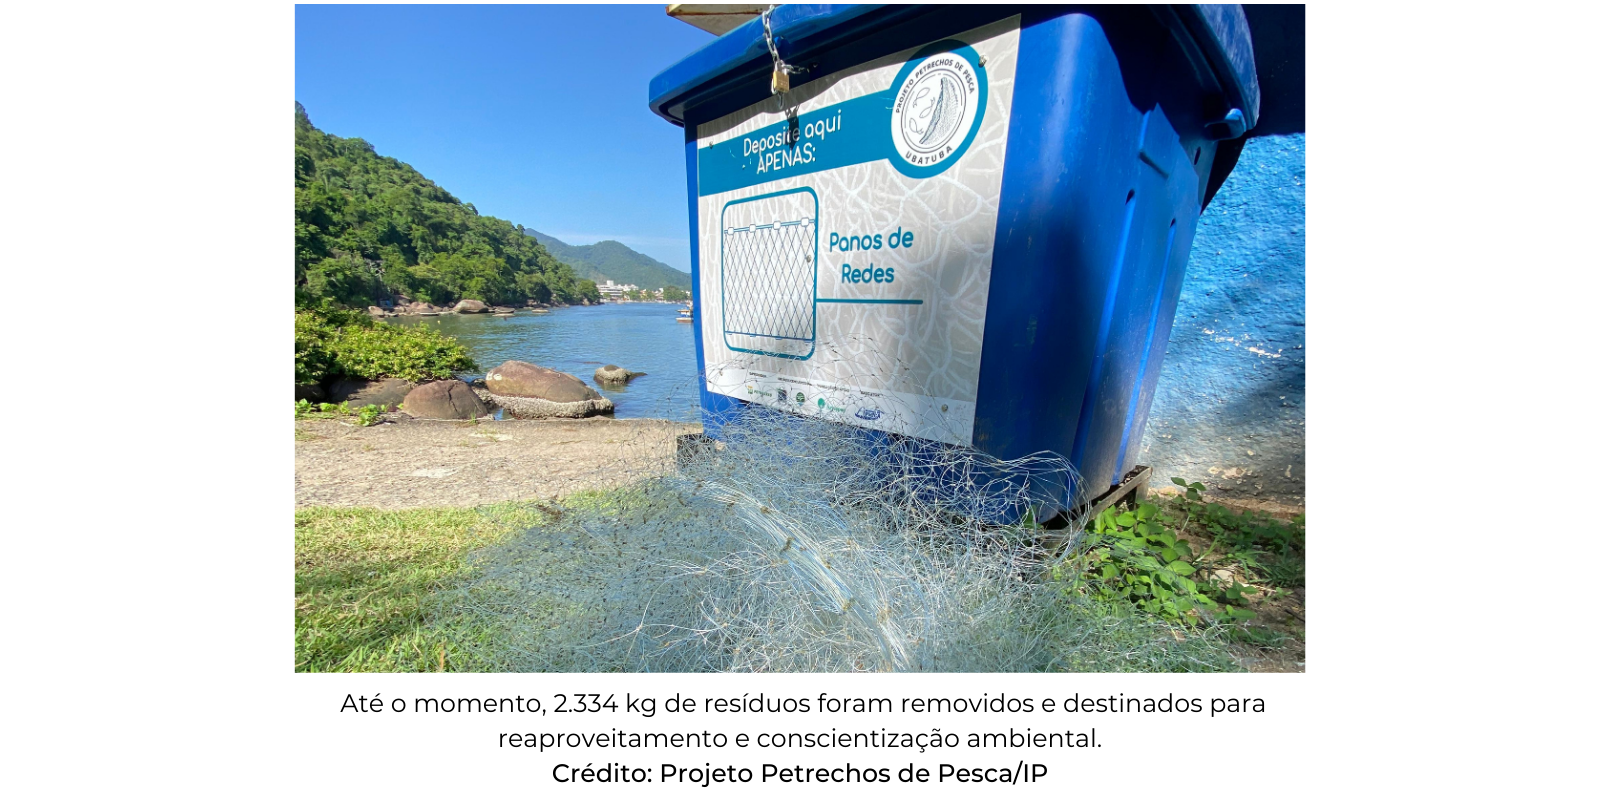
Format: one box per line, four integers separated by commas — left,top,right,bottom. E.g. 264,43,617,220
391,303,699,422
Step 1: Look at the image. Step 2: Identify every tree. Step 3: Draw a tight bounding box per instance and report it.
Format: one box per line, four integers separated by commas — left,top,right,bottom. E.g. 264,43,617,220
515,272,552,304
304,253,383,308
294,102,586,310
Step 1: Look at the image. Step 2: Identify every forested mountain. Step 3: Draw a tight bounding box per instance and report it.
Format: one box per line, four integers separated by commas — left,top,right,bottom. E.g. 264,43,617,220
525,230,692,291
294,103,600,308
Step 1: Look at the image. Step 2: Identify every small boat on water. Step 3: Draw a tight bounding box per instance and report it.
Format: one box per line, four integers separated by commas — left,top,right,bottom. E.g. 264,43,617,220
677,302,694,323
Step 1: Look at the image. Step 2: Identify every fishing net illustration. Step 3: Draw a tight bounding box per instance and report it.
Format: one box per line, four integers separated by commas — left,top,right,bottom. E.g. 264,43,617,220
720,189,817,357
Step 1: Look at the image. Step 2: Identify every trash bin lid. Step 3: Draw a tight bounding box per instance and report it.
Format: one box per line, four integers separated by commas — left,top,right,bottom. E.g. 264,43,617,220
649,4,1260,133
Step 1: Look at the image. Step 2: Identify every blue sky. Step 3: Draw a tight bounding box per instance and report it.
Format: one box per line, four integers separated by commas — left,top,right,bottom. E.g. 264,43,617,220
295,5,715,272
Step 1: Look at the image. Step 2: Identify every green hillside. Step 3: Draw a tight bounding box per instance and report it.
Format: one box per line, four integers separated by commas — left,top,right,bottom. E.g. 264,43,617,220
525,230,691,291
294,102,600,308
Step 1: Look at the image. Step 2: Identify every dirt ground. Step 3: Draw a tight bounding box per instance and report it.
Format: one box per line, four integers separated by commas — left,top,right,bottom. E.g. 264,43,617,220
295,415,702,509
1229,587,1306,672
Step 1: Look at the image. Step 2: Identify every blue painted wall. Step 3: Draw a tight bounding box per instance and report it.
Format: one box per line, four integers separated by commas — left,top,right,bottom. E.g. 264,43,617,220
1136,134,1305,508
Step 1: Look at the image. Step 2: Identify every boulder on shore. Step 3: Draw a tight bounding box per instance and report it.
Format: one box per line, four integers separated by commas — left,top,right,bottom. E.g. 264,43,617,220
326,377,415,411
454,299,489,314
402,379,488,420
367,305,388,317
480,360,613,418
594,364,643,384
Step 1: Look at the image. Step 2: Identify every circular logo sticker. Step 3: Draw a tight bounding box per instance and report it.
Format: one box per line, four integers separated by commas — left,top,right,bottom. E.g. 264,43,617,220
888,41,987,178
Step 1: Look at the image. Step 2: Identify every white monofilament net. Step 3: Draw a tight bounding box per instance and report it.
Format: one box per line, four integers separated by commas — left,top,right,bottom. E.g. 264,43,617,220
435,368,1237,673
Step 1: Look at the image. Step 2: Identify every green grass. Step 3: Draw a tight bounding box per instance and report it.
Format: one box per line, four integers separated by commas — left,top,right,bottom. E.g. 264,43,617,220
294,490,1268,673
294,503,551,672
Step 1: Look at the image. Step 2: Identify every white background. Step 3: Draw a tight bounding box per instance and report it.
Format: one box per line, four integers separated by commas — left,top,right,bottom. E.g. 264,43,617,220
3,1,1592,795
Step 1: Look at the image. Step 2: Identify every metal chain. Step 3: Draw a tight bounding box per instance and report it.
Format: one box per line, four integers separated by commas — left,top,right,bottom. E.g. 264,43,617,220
761,5,803,114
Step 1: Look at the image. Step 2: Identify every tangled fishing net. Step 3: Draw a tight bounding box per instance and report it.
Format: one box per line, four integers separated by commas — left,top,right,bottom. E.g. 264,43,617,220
433,372,1238,673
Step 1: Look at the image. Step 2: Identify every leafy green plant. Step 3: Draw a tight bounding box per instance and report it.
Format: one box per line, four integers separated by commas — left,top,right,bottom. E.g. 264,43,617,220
295,310,342,385
1051,476,1293,628
1056,503,1223,623
1172,477,1304,590
295,308,476,385
294,399,383,426
1048,477,1302,638
324,320,477,382
295,399,352,420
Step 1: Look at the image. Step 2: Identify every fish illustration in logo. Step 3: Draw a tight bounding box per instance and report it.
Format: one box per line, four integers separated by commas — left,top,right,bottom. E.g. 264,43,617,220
908,74,963,148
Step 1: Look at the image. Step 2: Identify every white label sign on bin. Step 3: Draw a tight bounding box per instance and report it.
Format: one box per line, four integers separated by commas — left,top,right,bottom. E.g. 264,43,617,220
695,17,1019,447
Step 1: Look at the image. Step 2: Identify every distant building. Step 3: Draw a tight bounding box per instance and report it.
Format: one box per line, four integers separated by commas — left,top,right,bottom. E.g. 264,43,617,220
597,279,639,300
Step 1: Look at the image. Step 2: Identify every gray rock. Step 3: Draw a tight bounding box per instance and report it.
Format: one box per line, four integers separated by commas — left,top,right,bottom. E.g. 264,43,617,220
454,299,489,313
325,377,415,411
594,364,643,384
486,361,601,403
402,379,488,420
295,383,325,403
482,360,612,418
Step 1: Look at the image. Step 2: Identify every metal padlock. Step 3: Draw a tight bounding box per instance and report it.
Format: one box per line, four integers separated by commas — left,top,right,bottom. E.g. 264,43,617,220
771,67,790,94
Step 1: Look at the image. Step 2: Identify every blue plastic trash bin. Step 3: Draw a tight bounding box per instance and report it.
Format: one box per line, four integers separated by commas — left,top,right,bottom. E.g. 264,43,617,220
650,4,1261,516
